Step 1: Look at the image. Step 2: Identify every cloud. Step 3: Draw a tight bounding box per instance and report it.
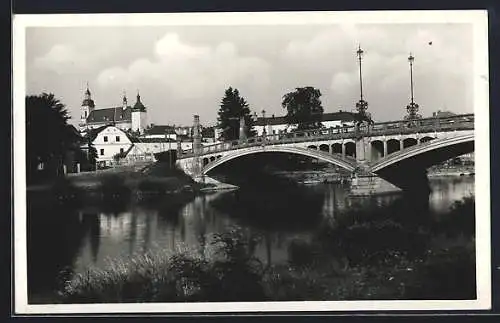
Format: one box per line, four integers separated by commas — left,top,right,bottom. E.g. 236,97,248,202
281,24,473,120
34,44,87,73
96,33,271,101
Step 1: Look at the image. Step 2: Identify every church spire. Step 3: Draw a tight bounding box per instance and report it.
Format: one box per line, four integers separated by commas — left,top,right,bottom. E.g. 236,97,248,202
82,82,95,108
122,90,128,110
132,89,146,112
84,82,91,98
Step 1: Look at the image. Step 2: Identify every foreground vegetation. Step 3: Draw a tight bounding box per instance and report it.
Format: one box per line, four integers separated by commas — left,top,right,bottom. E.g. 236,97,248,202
57,195,476,302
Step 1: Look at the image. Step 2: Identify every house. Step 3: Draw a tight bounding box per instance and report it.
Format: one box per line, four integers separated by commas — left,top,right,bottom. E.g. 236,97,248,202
253,110,358,136
79,85,148,135
143,125,178,140
125,137,177,163
85,125,133,167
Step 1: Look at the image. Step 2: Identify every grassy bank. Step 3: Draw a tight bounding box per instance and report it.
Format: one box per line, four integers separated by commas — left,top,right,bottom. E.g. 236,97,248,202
27,162,215,208
57,196,476,302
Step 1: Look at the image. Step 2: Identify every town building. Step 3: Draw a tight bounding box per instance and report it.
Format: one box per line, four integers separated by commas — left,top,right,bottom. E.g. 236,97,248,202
79,85,148,135
253,110,358,136
85,125,134,167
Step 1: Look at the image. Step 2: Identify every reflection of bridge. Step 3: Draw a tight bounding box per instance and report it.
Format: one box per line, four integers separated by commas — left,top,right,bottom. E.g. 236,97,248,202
176,114,474,193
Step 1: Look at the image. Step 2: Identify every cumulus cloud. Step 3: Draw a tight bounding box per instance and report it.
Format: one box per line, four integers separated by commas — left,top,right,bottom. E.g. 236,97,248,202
34,44,88,73
27,24,474,125
96,33,271,101
282,24,473,120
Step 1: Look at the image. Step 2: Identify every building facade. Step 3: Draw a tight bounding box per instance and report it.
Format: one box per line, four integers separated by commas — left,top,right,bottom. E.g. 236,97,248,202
79,85,148,135
87,125,133,167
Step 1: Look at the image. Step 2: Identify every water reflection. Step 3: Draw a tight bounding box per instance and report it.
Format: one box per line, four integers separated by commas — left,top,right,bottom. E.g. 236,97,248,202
27,177,475,302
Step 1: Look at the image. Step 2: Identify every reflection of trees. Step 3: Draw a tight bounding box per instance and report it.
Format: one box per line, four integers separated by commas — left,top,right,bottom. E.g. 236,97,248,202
86,213,101,263
27,197,97,303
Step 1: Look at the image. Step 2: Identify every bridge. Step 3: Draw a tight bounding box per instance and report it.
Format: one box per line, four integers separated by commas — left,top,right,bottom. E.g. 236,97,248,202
176,114,474,193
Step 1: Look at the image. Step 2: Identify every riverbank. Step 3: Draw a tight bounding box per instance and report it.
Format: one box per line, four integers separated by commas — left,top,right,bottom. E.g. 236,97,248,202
272,166,474,185
427,165,474,178
27,162,227,194
26,162,234,210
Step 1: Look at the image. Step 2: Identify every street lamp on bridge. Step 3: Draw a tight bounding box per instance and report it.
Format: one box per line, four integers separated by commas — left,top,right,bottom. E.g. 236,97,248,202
405,53,422,124
355,45,369,118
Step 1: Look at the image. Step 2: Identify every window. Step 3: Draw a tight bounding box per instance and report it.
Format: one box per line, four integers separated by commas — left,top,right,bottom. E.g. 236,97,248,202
120,148,124,154
100,149,104,156
84,111,87,118
104,136,108,142
116,136,120,142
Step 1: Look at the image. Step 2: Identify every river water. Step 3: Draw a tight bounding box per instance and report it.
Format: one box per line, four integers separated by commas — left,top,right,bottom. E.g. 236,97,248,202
27,176,475,303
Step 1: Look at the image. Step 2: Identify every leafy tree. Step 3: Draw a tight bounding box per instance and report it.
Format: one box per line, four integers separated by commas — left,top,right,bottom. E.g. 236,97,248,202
201,126,215,138
217,87,256,141
26,93,81,182
282,87,324,131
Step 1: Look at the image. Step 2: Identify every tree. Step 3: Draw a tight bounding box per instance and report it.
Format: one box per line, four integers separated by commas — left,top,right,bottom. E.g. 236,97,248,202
26,93,81,182
217,87,256,141
282,87,324,131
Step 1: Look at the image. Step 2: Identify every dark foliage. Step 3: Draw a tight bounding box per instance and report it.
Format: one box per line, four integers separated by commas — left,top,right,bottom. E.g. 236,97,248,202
217,87,256,141
26,93,82,183
282,87,324,130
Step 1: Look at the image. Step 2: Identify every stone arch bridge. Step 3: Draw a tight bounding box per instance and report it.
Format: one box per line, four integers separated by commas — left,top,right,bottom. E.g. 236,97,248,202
176,114,474,193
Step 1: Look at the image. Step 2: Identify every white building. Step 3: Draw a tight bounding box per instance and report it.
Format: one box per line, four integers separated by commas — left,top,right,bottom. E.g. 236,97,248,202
253,110,357,136
143,125,178,140
87,125,133,167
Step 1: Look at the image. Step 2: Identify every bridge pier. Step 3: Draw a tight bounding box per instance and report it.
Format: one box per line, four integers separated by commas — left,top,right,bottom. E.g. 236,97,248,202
350,173,401,196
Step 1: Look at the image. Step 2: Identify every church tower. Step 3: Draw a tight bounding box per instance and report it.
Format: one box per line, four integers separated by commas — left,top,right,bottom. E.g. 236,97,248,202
79,83,95,131
131,90,147,133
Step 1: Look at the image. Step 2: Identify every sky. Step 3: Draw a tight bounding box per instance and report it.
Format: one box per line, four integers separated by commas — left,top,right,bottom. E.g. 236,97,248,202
25,21,474,127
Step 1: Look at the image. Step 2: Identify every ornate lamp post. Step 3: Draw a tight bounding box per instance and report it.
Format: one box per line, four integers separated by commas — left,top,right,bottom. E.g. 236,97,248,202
405,53,421,124
355,45,368,118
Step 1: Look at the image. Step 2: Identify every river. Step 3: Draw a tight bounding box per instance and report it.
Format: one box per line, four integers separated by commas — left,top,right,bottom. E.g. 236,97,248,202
27,176,475,303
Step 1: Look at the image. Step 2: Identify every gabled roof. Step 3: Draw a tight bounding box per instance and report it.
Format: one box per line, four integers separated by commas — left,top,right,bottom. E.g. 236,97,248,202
83,125,110,142
130,137,177,143
83,124,131,142
87,107,132,124
144,125,176,135
255,111,357,126
322,111,357,122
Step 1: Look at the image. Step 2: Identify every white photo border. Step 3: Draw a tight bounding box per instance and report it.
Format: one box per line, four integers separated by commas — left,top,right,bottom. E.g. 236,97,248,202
13,10,491,314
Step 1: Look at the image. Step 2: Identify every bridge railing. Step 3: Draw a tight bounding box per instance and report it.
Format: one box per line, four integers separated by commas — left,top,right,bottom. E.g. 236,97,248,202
179,113,474,158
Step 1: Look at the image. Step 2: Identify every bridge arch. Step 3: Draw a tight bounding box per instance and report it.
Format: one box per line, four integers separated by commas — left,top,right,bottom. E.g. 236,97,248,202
345,142,356,157
369,134,474,193
307,145,317,150
332,143,342,154
403,137,418,149
370,134,474,173
420,136,434,143
319,144,329,152
387,139,400,155
370,140,384,160
202,146,357,175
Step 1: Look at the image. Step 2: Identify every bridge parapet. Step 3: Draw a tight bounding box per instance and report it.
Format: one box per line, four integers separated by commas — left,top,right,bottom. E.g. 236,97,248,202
179,114,474,159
